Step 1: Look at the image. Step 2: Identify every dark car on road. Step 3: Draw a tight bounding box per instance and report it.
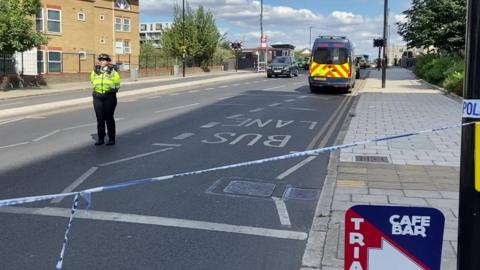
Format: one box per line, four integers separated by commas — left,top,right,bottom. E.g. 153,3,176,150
267,56,299,78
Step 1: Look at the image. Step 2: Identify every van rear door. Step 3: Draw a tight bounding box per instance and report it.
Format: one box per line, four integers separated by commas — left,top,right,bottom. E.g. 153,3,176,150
309,45,351,79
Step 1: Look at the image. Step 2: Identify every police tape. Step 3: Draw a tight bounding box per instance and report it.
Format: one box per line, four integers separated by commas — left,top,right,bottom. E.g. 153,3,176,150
0,122,471,208
0,122,471,270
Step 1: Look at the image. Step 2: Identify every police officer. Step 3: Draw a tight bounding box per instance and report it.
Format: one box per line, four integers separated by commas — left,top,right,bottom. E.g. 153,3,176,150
90,53,120,146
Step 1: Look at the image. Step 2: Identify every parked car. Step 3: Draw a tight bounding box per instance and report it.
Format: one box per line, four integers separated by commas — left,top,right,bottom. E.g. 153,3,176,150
267,56,299,78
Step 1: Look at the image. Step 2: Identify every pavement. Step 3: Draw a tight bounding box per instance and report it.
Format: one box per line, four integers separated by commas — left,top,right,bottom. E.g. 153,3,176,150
302,67,461,270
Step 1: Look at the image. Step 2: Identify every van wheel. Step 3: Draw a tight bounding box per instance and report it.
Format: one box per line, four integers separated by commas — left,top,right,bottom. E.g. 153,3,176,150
267,74,272,78
309,85,317,93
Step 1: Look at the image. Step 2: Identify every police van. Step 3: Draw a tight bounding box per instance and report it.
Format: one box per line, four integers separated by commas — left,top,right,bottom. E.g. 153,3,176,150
308,36,359,93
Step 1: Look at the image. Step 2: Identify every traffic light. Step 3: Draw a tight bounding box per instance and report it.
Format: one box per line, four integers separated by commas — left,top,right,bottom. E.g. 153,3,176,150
373,38,384,47
229,41,243,50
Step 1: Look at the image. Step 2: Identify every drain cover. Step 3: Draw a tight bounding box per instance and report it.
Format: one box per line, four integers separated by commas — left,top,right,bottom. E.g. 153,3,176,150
223,181,276,197
355,155,389,163
283,187,320,200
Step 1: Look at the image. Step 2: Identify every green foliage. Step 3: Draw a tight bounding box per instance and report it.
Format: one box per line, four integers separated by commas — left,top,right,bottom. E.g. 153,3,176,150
414,54,465,96
161,4,222,68
0,0,47,54
212,45,233,65
443,70,464,96
139,42,172,68
397,0,466,52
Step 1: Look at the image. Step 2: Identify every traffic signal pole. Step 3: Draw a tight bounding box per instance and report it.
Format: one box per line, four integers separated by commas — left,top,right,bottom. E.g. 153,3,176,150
458,1,480,269
381,0,388,88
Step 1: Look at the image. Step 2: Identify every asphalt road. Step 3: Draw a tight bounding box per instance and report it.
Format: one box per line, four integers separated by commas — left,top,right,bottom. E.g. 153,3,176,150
0,70,363,269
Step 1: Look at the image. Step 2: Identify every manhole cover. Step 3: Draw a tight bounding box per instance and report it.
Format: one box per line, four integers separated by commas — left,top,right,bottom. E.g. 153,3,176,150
223,181,276,197
283,187,320,200
355,155,389,163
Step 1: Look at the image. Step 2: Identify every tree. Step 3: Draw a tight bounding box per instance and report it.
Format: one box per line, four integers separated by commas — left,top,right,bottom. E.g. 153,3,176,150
161,4,222,67
0,0,47,54
191,6,221,67
397,0,466,53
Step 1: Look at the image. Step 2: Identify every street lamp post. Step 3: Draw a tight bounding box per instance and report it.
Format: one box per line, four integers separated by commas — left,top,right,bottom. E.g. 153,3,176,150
182,0,186,78
309,26,313,49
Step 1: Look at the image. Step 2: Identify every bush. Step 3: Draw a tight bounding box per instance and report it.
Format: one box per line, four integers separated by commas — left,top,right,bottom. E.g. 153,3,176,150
443,70,464,96
414,54,464,95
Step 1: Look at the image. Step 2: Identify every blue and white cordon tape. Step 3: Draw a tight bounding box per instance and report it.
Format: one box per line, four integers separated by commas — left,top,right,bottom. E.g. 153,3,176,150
0,122,471,269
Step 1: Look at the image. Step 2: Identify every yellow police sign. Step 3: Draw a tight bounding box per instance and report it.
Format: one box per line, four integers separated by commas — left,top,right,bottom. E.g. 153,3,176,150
476,123,480,191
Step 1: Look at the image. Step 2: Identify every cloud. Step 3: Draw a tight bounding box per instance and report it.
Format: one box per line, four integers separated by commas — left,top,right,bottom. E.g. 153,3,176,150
140,0,406,56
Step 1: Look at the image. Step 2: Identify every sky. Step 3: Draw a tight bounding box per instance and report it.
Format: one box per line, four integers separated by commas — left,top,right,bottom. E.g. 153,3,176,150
140,0,412,58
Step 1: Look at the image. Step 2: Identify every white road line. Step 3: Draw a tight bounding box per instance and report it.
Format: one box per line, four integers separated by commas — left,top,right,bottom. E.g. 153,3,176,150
25,116,47,119
219,85,228,88
264,86,283,90
32,130,60,142
272,197,291,227
154,103,200,113
0,118,24,126
0,101,24,107
213,103,246,106
298,96,308,99
269,103,282,107
173,133,195,140
0,206,307,240
169,93,180,96
201,122,220,128
284,99,296,102
147,95,163,99
225,114,244,119
188,90,199,93
62,123,96,131
206,87,215,90
244,82,251,85
232,83,241,86
280,107,317,112
51,167,98,203
249,108,264,112
0,142,29,149
152,143,182,147
99,148,173,167
276,156,317,180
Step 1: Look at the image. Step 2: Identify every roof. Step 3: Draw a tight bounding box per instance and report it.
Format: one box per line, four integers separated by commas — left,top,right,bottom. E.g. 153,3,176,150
271,44,295,50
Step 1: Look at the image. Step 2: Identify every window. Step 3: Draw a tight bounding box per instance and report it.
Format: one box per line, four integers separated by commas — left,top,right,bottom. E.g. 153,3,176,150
115,17,131,32
115,17,122,31
115,40,131,54
78,51,87,60
48,51,62,72
123,40,131,54
37,50,45,74
100,14,105,21
123,18,130,32
77,12,85,21
115,41,123,54
155,23,162,30
313,47,348,64
36,8,44,32
47,9,61,33
140,24,147,31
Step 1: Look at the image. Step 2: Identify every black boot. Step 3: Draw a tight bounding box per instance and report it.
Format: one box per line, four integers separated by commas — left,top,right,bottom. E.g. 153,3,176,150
106,138,115,146
94,138,105,146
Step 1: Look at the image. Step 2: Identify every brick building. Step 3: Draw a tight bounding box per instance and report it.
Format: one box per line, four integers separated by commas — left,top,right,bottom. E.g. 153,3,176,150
28,0,139,74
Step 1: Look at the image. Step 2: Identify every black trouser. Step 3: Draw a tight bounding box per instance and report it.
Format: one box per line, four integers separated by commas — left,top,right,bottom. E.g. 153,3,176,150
93,92,117,141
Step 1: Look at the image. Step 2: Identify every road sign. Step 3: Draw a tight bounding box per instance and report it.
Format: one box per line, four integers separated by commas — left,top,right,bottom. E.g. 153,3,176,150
345,205,445,270
261,35,267,48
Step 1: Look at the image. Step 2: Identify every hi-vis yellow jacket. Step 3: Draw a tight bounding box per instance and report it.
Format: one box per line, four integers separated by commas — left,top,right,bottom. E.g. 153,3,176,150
90,66,121,94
